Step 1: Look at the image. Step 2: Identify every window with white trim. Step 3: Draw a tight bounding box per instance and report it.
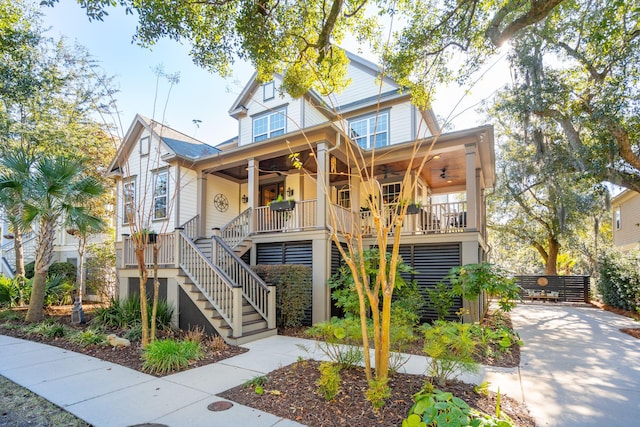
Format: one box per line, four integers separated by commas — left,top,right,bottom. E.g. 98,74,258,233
381,182,401,205
139,136,150,156
153,170,169,220
253,107,286,142
615,207,621,230
263,81,275,101
349,111,389,149
338,188,350,209
123,179,136,224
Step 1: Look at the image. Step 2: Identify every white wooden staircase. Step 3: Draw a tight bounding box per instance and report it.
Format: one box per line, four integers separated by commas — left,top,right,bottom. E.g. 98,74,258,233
175,212,277,345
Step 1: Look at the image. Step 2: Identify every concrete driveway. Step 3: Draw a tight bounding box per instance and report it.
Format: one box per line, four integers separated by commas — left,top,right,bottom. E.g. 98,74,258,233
502,303,640,426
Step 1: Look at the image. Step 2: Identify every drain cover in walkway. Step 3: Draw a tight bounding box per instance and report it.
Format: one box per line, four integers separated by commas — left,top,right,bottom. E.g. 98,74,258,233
208,401,234,411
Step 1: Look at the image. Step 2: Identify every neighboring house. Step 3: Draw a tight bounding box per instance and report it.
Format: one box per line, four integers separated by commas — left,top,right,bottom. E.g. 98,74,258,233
611,189,640,252
109,52,495,345
0,219,114,301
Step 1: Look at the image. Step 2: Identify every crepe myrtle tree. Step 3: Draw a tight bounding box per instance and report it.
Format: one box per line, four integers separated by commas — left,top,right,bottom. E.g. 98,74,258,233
116,68,182,347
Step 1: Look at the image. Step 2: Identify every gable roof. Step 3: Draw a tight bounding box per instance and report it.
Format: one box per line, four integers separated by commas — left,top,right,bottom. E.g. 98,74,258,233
107,114,217,176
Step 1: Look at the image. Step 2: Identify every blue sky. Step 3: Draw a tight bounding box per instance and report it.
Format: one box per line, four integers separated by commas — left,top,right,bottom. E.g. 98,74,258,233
41,2,507,146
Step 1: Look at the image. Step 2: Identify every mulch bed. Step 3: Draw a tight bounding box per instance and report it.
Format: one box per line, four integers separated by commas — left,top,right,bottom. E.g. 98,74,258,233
220,360,536,427
0,307,246,376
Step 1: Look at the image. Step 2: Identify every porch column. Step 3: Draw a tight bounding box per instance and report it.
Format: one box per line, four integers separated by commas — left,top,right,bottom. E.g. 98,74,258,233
316,142,329,229
351,167,361,234
197,173,207,237
312,237,331,323
465,143,478,230
247,158,259,234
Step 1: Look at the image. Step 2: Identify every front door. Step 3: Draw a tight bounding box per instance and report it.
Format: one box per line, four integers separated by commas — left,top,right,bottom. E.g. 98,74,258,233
260,182,285,206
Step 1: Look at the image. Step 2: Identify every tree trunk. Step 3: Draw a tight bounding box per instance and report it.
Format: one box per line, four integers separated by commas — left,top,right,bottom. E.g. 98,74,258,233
545,237,559,275
77,235,86,304
134,242,150,347
25,220,55,322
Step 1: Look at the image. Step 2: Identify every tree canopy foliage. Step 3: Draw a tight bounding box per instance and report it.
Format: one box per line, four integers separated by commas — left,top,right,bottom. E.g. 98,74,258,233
46,0,566,105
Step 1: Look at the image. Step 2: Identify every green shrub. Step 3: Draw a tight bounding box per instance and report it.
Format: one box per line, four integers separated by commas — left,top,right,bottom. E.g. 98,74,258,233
0,276,10,305
306,317,364,368
92,295,174,329
426,282,456,321
366,377,391,411
329,249,424,323
598,250,640,312
0,309,22,322
0,276,30,307
27,320,68,339
142,338,202,375
47,262,77,284
24,261,35,279
252,264,312,328
421,320,479,385
316,362,342,401
71,328,106,347
124,323,143,342
43,274,75,306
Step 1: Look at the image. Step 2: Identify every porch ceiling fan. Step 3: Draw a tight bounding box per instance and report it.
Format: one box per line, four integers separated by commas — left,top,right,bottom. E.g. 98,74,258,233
438,167,460,181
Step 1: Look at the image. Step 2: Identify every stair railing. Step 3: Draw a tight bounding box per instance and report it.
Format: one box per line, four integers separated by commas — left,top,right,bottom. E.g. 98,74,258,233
181,215,200,241
212,234,275,329
177,229,243,336
220,208,252,248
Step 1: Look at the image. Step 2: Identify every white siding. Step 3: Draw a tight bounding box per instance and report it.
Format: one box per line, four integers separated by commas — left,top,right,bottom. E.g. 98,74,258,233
329,64,397,108
613,193,640,251
389,102,413,145
415,108,433,138
303,98,329,128
115,128,174,238
205,175,241,230
238,76,302,146
177,167,199,226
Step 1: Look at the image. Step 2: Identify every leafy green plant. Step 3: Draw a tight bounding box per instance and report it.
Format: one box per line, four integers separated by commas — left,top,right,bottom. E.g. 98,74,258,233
124,323,143,342
142,338,202,375
244,375,269,395
446,263,519,320
253,264,312,328
27,320,68,339
306,317,364,368
71,328,106,347
403,387,474,427
43,274,75,306
366,377,391,411
316,361,342,401
598,249,640,312
426,282,456,320
421,321,479,385
92,295,174,329
0,309,22,322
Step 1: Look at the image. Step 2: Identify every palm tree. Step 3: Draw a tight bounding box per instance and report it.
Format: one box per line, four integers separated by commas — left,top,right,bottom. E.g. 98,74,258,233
21,155,103,322
0,150,34,278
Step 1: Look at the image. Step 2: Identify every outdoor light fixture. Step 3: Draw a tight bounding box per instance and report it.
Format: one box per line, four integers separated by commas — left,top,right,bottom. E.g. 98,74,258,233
241,194,249,203
286,187,294,197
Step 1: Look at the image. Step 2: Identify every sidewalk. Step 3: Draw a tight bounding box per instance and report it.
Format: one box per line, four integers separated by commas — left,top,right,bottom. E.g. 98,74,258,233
1,304,639,426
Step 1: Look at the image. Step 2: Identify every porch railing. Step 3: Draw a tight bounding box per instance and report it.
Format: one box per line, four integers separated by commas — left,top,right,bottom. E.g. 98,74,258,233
0,232,37,272
359,201,468,235
329,203,358,235
182,215,200,240
220,208,252,248
213,235,273,328
254,199,317,233
178,231,240,335
123,233,176,267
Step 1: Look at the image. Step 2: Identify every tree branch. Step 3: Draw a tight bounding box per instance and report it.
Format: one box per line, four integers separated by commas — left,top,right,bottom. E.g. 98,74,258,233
486,0,565,47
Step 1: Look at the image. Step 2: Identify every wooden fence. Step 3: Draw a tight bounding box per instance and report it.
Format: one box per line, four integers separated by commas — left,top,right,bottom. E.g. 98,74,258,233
516,275,590,303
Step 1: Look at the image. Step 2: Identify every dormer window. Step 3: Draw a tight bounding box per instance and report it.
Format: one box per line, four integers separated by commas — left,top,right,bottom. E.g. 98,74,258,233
139,136,150,156
349,111,389,149
263,81,275,101
253,107,286,142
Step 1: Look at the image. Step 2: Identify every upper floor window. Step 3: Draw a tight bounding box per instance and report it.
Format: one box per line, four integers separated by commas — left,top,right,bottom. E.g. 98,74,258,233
253,107,286,142
123,179,136,224
615,207,621,230
153,170,169,220
349,111,389,149
263,81,275,101
139,136,150,156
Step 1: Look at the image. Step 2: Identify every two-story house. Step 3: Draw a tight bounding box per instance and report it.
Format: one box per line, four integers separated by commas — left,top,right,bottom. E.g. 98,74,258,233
109,52,495,344
611,189,640,252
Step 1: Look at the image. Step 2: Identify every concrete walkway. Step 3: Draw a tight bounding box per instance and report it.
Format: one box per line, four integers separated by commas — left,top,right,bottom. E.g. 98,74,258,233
1,304,639,426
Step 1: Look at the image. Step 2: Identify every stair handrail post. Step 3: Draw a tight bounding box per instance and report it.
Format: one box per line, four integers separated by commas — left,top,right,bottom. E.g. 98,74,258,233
174,227,184,267
267,284,276,329
211,227,221,264
232,286,243,337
